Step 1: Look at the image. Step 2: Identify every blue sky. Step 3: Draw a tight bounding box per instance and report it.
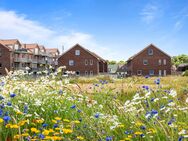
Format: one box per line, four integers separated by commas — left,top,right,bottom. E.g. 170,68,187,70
0,0,188,60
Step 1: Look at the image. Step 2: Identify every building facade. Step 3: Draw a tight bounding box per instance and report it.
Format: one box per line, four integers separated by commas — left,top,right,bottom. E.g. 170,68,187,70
58,44,108,76
126,44,171,76
0,39,59,75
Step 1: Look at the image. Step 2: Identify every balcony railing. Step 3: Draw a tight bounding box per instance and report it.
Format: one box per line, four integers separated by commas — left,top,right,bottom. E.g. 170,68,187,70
38,60,46,64
32,59,38,63
14,58,31,63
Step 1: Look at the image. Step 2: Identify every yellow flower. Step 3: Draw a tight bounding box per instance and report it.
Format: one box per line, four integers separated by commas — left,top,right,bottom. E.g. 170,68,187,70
22,133,29,137
134,131,143,135
117,124,125,128
51,136,62,140
52,119,57,123
73,120,80,124
42,129,50,135
63,119,70,122
148,128,156,133
124,138,131,141
128,135,132,138
14,134,21,139
77,136,84,140
10,124,19,129
62,128,73,134
55,117,61,121
31,127,40,133
55,128,60,131
36,119,44,124
0,118,4,123
16,111,23,115
49,129,54,133
18,120,28,126
135,121,143,126
5,124,11,128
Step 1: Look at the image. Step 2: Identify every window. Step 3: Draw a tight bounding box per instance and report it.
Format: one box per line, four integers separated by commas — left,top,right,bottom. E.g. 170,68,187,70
69,60,74,66
76,71,80,76
143,59,148,65
85,59,88,65
148,48,153,55
90,59,93,65
149,70,154,75
0,73,2,75
85,71,88,76
164,70,166,76
163,59,166,65
14,44,19,50
0,63,2,68
0,48,2,56
159,70,162,76
90,71,93,76
75,50,80,56
158,59,162,65
137,70,142,75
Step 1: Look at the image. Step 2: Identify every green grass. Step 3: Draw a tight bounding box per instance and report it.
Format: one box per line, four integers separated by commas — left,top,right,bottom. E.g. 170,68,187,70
0,73,188,141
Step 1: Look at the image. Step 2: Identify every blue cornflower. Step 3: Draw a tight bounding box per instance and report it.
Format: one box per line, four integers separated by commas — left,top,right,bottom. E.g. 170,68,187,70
106,136,112,141
53,124,58,128
151,109,158,115
24,105,28,114
7,102,12,106
140,125,146,130
178,136,184,141
0,109,3,116
154,78,160,85
150,98,155,102
10,93,16,98
70,105,76,109
145,75,150,79
77,109,82,113
124,131,129,134
42,123,48,128
38,134,45,139
59,90,63,95
3,116,11,122
94,113,100,118
140,134,145,138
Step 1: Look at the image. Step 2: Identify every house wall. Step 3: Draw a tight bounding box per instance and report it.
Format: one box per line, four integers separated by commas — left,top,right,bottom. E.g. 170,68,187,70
129,45,171,76
0,44,12,75
58,45,99,76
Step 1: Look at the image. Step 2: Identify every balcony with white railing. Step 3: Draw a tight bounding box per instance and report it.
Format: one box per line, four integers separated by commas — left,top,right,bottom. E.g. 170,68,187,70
14,57,30,63
38,59,46,64
32,59,38,63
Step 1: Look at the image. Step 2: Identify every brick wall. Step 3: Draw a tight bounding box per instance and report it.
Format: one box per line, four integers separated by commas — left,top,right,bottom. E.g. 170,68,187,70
0,44,12,75
58,45,99,75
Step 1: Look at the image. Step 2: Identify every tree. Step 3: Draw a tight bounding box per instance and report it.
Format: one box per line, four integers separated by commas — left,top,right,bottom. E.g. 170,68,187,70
172,54,188,66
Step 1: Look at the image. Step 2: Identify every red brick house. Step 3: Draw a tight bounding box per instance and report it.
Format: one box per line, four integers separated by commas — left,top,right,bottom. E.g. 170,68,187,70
58,44,108,76
126,44,171,76
0,43,13,75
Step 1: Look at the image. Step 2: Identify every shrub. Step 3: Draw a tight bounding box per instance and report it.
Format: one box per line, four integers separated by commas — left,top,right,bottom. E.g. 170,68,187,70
182,70,188,76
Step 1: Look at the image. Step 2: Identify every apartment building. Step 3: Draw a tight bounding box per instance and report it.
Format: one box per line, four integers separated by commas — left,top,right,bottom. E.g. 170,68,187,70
0,39,60,75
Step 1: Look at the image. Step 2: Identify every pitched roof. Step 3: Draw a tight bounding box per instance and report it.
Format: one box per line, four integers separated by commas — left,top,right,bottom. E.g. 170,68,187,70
0,43,12,51
46,48,59,53
127,44,171,62
39,45,46,51
23,44,39,49
0,39,21,45
116,64,128,72
59,44,107,62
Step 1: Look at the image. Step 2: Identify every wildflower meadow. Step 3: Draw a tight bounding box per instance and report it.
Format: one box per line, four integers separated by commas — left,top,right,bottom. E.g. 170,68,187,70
0,71,188,141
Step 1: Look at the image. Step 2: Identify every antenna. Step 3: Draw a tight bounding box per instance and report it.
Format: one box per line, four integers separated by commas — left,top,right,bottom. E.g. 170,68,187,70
62,44,64,53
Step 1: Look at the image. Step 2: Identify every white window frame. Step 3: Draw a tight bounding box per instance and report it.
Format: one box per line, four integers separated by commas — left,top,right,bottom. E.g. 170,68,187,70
164,70,166,76
76,71,80,76
137,70,142,75
85,59,88,65
69,60,74,66
90,59,93,65
85,71,88,76
158,59,162,65
90,70,93,76
149,70,154,76
143,59,148,65
159,70,162,76
75,50,80,56
148,48,153,55
163,59,167,65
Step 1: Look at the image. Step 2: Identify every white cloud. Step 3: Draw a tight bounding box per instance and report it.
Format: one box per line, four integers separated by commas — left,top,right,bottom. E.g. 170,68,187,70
140,3,160,24
0,10,115,60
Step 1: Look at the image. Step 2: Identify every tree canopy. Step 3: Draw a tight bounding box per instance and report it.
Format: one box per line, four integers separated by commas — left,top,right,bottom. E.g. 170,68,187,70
172,54,188,66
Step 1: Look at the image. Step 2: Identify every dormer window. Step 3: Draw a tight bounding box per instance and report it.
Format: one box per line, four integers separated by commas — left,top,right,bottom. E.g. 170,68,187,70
15,44,19,50
143,59,148,65
75,50,80,56
148,48,153,55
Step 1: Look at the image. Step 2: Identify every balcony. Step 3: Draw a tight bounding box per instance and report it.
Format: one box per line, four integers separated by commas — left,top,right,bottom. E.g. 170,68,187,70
32,59,38,63
14,57,30,63
38,60,46,64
